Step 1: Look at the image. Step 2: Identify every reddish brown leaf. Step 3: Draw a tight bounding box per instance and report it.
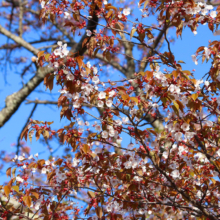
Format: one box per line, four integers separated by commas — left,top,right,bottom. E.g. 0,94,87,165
6,167,11,178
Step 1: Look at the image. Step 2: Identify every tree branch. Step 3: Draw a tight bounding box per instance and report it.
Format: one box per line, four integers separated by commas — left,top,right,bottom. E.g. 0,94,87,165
16,103,37,155
0,5,99,128
0,25,39,55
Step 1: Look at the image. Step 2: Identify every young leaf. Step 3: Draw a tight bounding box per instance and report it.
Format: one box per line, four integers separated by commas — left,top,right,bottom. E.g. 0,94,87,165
87,191,95,198
130,28,136,39
37,50,45,58
191,93,198,101
83,144,90,154
12,168,16,178
96,207,103,218
23,195,32,207
4,185,10,198
12,185,19,193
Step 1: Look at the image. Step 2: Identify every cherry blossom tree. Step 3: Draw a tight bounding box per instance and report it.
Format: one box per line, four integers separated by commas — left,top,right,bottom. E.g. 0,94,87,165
1,0,220,219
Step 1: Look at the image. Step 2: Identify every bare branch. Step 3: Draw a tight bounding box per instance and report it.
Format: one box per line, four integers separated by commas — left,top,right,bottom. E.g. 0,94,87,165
0,25,39,55
139,25,167,72
16,103,37,155
93,53,127,75
25,8,75,42
18,0,23,38
25,99,58,105
118,32,135,78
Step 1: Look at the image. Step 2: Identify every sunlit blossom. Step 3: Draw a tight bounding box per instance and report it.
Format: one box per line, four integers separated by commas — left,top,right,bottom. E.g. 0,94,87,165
98,91,106,99
102,130,108,138
171,170,180,179
106,99,113,107
181,123,190,131
92,75,99,84
98,100,104,107
123,8,131,16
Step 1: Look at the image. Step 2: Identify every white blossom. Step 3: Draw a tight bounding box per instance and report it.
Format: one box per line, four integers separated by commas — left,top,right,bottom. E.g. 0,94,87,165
185,132,195,140
195,152,209,163
161,151,168,159
118,12,122,19
102,131,108,138
41,0,46,8
191,55,198,65
193,30,197,35
73,158,80,167
168,84,180,94
73,101,80,108
145,84,151,93
92,76,99,84
203,120,213,127
28,155,33,160
181,123,190,131
204,47,211,59
54,42,69,58
210,11,217,18
109,90,116,97
93,67,98,74
41,167,48,174
106,99,113,107
86,30,92,37
64,12,71,19
215,149,220,157
95,124,102,131
45,160,50,165
115,119,122,126
204,81,210,87
87,61,91,68
116,137,122,144
174,132,183,142
171,170,180,179
98,100,104,107
78,120,85,126
18,155,25,161
122,117,129,123
16,176,24,183
123,8,131,16
98,91,106,99
85,121,90,126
